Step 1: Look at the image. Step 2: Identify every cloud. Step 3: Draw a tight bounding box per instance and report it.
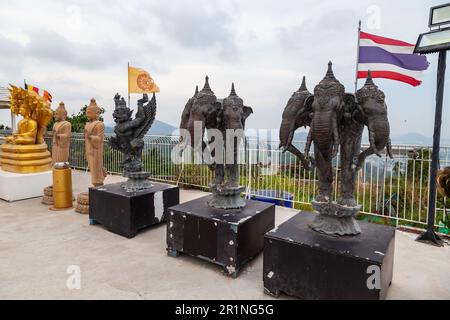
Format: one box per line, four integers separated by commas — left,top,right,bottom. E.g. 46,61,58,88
0,34,25,77
23,29,129,69
151,1,238,60
275,8,358,54
0,0,449,138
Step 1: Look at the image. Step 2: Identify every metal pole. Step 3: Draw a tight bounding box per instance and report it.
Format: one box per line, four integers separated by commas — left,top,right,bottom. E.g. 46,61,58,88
416,50,446,246
127,62,131,107
354,20,361,93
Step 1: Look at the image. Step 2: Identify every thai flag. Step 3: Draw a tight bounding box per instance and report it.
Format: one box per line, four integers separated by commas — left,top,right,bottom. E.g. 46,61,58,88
357,31,429,87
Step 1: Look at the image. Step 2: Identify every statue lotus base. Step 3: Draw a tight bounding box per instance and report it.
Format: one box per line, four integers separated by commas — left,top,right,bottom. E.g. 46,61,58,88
122,171,153,192
42,186,54,205
0,143,52,174
75,192,89,214
208,185,246,209
310,200,361,236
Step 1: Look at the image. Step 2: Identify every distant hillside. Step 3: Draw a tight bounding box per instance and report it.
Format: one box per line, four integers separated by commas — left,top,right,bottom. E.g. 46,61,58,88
391,132,450,146
253,130,450,147
105,120,176,136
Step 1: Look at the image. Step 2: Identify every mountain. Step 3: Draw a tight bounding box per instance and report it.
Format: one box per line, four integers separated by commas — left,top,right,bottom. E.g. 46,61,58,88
390,132,450,146
105,120,177,136
391,132,431,145
149,120,177,135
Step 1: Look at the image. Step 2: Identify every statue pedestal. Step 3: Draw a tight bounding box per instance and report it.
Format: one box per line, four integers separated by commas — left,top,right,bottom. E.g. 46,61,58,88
208,185,246,209
122,171,153,192
0,169,52,201
263,211,395,300
311,200,361,236
89,182,179,238
0,143,52,173
167,195,275,277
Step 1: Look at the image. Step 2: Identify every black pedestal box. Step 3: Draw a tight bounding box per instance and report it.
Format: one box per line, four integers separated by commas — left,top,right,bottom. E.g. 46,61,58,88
167,195,275,277
263,211,395,300
89,182,179,238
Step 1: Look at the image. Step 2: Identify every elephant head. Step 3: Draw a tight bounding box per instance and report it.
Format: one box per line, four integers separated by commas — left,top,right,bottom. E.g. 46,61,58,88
304,61,346,201
278,76,313,169
304,62,346,159
210,83,253,188
221,83,253,131
179,85,198,131
178,76,220,151
352,71,393,170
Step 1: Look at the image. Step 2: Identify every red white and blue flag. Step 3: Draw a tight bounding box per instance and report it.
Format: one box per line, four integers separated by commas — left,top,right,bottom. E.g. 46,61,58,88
357,31,429,87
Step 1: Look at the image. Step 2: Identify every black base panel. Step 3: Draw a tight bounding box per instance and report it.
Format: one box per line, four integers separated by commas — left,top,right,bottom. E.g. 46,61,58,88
167,195,275,277
89,182,179,238
263,211,395,300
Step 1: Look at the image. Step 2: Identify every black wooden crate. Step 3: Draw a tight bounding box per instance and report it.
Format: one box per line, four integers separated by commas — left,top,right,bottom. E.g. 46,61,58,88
89,182,179,238
167,195,275,277
263,211,395,300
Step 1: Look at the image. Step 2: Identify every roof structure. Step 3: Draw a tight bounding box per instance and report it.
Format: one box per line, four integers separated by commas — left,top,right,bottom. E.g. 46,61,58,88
0,87,10,109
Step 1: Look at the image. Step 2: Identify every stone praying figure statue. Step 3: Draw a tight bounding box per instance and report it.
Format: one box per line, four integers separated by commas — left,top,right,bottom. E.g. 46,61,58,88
84,98,107,186
51,102,72,164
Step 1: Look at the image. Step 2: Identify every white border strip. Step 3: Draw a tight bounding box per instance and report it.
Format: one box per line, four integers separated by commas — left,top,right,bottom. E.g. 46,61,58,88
360,39,415,54
358,63,424,79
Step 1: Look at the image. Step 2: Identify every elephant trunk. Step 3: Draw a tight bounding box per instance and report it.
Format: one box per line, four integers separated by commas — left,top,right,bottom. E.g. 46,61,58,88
279,118,295,151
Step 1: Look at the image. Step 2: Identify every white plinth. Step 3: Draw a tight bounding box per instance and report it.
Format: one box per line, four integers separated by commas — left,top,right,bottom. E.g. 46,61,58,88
0,169,52,202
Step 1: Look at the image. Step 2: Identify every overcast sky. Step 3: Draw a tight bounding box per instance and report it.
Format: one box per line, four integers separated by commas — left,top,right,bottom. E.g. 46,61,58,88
0,0,448,140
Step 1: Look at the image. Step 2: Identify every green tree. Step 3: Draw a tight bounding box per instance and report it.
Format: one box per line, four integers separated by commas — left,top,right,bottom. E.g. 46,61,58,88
47,105,106,133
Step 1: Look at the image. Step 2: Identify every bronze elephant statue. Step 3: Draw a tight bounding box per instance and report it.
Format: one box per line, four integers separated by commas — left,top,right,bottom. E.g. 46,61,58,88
178,77,252,209
215,83,253,188
278,62,365,234
303,62,351,202
279,63,362,204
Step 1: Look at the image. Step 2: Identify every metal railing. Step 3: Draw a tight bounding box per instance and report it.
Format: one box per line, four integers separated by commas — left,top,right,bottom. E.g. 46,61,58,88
2,130,448,231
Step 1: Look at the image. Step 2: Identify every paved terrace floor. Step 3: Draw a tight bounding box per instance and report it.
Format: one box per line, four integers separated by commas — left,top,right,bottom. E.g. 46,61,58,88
0,170,449,300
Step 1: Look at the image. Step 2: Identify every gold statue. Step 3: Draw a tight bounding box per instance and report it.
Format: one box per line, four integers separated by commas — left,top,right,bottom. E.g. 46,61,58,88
437,167,450,198
0,85,53,173
76,98,106,214
5,85,52,145
84,98,107,186
51,102,72,164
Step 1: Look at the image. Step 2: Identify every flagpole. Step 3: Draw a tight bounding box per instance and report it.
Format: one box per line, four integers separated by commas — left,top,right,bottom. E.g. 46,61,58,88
354,20,361,93
127,62,131,107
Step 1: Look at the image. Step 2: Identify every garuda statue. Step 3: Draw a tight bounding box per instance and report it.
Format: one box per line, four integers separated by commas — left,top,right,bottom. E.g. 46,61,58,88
110,93,157,191
0,85,53,173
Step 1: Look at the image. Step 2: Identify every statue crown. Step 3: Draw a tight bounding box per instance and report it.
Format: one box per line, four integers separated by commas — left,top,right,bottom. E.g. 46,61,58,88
114,94,129,110
298,76,308,92
315,61,345,96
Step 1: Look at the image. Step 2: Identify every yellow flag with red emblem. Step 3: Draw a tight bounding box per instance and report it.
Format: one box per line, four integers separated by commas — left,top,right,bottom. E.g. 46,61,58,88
128,65,160,94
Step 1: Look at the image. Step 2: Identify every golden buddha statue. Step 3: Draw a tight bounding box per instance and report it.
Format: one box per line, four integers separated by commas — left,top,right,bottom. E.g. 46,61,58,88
0,85,53,173
6,101,37,145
